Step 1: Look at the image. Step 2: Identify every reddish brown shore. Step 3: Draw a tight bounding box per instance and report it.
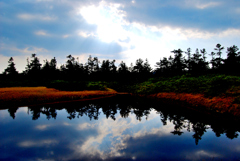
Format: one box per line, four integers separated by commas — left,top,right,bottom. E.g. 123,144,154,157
0,87,117,108
1,87,240,117
142,92,240,117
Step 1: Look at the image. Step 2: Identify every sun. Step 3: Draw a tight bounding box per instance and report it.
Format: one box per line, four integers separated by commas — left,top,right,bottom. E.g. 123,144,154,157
79,4,127,43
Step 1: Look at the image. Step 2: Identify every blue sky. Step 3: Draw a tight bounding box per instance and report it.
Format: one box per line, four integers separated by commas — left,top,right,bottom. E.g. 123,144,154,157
1,0,240,72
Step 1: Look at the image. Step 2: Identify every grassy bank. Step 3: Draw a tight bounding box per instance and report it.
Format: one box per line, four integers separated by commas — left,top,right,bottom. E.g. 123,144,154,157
0,87,117,108
129,74,240,117
1,74,240,117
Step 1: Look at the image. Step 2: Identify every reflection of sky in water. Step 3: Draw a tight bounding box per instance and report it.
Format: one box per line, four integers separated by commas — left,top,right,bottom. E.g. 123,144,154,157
0,107,240,161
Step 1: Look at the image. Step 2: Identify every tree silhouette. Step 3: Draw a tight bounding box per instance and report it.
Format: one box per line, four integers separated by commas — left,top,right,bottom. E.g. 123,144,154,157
209,51,216,70
189,48,208,75
171,49,186,75
3,57,18,76
184,48,192,73
100,59,116,81
85,55,100,75
224,45,240,75
42,57,58,80
118,61,129,74
214,43,225,70
64,55,85,80
25,54,42,78
155,57,171,76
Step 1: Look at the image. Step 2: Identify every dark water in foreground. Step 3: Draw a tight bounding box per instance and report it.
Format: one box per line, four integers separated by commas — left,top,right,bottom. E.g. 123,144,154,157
0,95,240,161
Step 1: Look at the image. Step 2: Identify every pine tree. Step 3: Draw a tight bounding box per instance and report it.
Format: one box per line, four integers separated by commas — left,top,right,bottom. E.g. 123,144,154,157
3,57,18,76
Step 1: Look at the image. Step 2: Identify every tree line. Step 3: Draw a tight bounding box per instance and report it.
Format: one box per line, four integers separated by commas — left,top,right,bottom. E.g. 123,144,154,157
2,43,240,82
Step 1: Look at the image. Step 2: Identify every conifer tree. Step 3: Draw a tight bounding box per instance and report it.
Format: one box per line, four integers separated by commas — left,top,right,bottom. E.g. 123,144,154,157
3,57,18,76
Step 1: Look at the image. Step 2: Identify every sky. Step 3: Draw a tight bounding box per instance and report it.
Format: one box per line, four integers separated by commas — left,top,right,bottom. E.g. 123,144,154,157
1,0,240,73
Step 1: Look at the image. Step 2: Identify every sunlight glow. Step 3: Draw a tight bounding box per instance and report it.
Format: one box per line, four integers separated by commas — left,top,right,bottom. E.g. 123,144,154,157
79,4,127,43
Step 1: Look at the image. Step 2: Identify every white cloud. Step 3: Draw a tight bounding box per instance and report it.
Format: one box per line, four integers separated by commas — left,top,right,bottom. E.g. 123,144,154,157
35,125,51,130
236,8,240,14
17,107,28,113
77,122,96,130
35,30,49,36
78,1,128,43
0,109,10,120
67,109,174,160
63,34,70,38
186,150,221,160
195,2,220,9
78,31,95,38
18,139,58,147
17,13,57,21
218,28,240,38
184,0,221,9
36,0,53,2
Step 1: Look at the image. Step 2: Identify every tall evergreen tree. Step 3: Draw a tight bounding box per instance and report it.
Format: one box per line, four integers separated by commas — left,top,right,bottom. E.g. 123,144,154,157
171,49,186,75
184,48,192,73
42,57,58,79
214,43,225,70
224,45,240,74
3,57,18,76
155,57,170,75
25,54,42,78
209,51,216,70
118,61,129,74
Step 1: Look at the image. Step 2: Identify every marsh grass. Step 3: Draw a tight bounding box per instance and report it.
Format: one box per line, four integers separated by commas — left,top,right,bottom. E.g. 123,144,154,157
0,87,117,108
47,80,106,91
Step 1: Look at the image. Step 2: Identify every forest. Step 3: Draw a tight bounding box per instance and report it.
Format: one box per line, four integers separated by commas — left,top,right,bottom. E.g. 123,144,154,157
1,43,240,97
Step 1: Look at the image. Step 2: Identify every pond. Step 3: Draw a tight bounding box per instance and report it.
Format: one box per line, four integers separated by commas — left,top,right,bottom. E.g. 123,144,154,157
0,95,240,161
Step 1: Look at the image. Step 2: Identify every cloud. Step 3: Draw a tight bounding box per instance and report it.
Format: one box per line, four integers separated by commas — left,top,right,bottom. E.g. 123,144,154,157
1,43,48,54
35,125,51,130
77,122,96,130
184,0,221,9
185,150,222,160
78,31,95,38
35,30,49,36
18,140,58,147
17,13,57,21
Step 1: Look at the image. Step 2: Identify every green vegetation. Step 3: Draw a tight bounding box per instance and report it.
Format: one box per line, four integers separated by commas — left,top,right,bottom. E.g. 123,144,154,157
131,74,240,97
47,80,107,91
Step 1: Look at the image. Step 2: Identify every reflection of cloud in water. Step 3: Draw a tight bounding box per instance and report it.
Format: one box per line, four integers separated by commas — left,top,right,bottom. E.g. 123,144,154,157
77,122,96,130
132,120,174,138
0,107,28,120
186,150,221,160
0,109,9,120
35,125,51,130
18,140,58,147
63,122,71,126
69,109,168,159
17,107,28,113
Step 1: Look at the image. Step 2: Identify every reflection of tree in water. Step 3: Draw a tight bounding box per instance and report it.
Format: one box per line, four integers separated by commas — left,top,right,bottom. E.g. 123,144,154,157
101,103,118,120
65,104,101,120
192,122,208,145
9,96,240,144
8,107,18,119
28,106,57,120
119,105,131,119
133,108,150,121
170,115,186,136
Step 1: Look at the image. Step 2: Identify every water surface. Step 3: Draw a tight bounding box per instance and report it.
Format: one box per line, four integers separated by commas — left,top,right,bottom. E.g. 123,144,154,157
1,96,240,161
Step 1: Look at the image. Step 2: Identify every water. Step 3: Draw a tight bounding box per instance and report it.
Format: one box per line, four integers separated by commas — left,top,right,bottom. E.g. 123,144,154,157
0,95,240,161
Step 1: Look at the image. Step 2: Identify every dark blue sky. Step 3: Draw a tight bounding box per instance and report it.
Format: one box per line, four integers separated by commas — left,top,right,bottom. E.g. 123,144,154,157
0,0,240,72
